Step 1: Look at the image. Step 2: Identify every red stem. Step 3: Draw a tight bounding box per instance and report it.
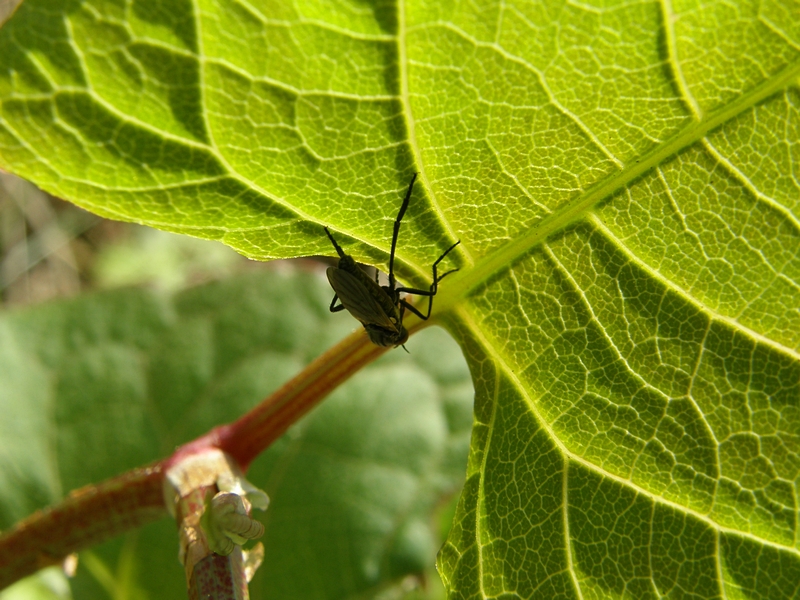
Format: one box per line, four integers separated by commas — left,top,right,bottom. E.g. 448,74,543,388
0,466,166,589
167,328,386,471
0,328,387,590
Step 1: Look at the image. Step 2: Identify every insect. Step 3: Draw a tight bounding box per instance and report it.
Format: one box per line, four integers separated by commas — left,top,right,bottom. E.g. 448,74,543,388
324,173,460,348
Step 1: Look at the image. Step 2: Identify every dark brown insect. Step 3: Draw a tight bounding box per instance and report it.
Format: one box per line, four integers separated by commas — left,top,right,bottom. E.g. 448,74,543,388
325,173,460,347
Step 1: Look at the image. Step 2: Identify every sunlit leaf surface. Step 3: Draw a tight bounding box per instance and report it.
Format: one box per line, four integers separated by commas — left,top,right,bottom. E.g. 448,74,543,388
1,0,798,597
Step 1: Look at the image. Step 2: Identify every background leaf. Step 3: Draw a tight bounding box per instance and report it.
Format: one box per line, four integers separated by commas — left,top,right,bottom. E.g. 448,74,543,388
0,269,473,599
1,0,798,598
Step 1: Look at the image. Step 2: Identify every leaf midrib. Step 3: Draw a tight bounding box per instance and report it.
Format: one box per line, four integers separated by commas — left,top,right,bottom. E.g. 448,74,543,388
435,58,800,315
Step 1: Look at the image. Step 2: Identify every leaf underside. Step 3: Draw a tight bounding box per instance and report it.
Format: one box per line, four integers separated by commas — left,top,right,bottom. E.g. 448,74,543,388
0,0,799,598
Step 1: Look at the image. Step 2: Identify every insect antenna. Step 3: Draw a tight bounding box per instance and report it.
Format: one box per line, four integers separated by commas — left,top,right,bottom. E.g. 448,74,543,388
388,172,418,291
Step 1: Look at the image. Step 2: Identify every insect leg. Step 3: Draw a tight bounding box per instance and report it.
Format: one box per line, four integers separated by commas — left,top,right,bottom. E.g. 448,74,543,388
395,240,461,319
329,293,347,313
395,269,458,296
431,240,461,283
324,227,347,259
395,240,461,297
388,173,418,292
399,297,430,320
399,304,411,353
397,278,455,319
395,285,435,296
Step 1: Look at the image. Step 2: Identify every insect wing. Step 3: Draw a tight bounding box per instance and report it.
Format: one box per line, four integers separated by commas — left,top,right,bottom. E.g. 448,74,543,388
326,268,399,332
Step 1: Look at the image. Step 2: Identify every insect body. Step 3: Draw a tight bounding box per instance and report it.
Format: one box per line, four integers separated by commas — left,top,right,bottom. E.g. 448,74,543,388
325,173,460,348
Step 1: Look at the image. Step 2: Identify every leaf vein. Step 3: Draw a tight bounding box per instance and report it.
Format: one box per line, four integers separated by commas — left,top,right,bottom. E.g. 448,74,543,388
588,213,800,362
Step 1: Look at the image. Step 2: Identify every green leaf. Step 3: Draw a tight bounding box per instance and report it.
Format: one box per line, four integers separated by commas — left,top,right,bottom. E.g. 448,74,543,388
248,327,472,599
1,0,798,598
0,270,472,599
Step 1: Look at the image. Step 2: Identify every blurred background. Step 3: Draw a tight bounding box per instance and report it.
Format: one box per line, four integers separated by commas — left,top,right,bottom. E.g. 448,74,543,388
0,168,265,306
0,169,471,600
